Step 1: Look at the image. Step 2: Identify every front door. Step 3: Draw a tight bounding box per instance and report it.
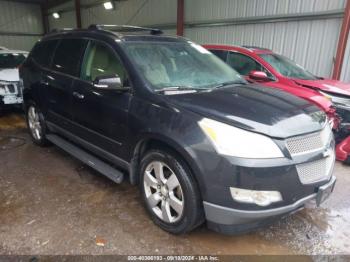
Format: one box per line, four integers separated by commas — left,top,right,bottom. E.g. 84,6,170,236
71,40,131,160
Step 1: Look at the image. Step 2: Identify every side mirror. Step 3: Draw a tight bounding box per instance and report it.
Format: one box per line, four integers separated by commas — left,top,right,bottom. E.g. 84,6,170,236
249,71,271,82
93,74,130,92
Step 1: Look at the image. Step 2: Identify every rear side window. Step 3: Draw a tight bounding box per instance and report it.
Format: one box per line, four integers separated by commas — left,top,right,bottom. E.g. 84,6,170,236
210,49,228,62
31,40,59,68
52,39,87,77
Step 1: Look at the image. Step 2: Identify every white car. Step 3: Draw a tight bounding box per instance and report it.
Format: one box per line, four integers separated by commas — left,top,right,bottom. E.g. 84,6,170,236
0,49,28,112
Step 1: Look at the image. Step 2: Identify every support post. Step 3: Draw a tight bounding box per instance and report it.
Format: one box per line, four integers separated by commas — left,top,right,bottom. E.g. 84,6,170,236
75,0,82,29
176,0,184,36
41,1,49,34
333,0,350,80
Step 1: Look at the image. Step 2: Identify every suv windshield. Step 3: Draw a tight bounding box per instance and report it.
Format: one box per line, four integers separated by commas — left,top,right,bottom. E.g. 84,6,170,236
123,41,245,90
260,54,317,80
0,53,26,69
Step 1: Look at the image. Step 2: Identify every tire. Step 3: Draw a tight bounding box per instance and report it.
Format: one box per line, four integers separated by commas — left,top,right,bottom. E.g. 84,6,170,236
140,149,204,234
26,102,50,146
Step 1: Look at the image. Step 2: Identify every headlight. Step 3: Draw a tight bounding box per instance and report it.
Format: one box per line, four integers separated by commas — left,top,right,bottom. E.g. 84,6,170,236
198,118,284,158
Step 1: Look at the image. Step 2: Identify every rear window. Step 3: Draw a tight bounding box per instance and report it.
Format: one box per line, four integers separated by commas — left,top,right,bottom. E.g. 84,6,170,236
52,39,87,77
31,40,59,68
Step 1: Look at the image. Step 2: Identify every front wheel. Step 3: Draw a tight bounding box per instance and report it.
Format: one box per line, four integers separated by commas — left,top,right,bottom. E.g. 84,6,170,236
140,149,204,234
26,103,49,146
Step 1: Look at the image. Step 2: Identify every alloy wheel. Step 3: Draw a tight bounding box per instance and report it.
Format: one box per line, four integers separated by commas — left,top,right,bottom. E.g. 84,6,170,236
27,106,42,141
143,161,184,223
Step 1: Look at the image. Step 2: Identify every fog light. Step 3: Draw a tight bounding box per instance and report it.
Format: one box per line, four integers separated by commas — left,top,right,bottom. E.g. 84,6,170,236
230,187,282,207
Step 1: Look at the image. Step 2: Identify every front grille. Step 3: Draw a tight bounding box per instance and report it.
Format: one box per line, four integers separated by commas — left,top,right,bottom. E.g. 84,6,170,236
286,125,332,156
296,150,335,184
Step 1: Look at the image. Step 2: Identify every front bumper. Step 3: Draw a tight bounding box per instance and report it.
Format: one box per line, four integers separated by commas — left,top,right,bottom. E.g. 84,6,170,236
204,176,336,234
0,81,23,106
1,94,23,105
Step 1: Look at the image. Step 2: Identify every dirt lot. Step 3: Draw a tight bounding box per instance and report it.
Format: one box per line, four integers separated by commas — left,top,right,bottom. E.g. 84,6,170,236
0,112,349,255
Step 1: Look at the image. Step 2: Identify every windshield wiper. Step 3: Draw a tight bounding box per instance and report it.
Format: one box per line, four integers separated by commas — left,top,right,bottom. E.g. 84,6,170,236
211,80,247,89
155,86,208,93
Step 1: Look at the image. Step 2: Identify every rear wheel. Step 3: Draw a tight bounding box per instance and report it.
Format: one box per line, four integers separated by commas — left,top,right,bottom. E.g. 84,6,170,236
140,149,204,234
26,103,49,146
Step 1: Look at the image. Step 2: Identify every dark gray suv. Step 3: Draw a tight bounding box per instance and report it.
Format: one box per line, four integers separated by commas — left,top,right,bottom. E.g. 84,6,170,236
20,25,336,234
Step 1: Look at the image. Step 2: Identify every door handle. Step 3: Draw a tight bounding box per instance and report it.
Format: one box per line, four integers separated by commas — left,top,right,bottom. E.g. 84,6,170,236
73,91,84,99
40,79,49,86
40,75,54,86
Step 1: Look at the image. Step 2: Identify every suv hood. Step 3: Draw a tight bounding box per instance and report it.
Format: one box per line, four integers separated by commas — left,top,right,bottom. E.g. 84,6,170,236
294,79,350,97
165,84,326,139
0,68,19,82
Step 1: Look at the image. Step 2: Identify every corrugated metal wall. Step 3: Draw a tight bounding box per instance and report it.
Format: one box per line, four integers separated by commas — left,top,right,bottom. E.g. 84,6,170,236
0,0,345,79
48,0,176,30
47,0,348,79
341,33,350,82
185,0,345,20
184,0,346,78
48,0,177,38
81,0,176,28
0,0,43,51
48,1,76,30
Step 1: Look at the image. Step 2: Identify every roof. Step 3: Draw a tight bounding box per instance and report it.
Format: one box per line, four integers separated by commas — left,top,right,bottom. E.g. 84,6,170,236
203,44,274,55
42,24,185,43
242,46,272,52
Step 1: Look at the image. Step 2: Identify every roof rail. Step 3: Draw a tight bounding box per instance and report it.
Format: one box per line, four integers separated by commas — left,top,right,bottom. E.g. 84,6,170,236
88,24,163,35
48,28,74,34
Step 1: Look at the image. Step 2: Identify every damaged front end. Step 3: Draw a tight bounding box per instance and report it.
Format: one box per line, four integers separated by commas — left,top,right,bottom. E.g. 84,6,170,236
329,96,350,164
0,80,23,108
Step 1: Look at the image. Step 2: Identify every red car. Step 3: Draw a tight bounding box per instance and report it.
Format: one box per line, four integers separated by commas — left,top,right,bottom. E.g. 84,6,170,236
204,44,350,164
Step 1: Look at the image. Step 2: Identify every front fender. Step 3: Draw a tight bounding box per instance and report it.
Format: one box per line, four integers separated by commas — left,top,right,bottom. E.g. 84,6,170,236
130,131,209,199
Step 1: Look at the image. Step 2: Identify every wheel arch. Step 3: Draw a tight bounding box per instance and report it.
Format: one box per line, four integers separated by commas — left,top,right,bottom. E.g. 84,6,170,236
129,135,205,196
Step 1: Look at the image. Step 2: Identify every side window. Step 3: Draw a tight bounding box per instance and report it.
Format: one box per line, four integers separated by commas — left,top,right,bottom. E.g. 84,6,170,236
209,49,228,62
31,40,59,68
52,39,87,77
227,52,263,76
81,41,127,85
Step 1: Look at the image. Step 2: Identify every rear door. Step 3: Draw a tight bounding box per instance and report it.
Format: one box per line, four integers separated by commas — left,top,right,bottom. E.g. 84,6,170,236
71,40,131,160
22,39,59,111
45,38,88,131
